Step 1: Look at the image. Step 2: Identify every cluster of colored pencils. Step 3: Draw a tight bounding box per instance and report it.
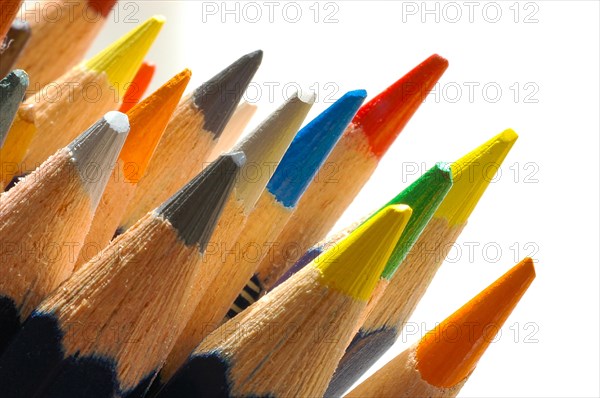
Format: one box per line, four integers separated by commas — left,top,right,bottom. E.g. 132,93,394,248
0,2,537,397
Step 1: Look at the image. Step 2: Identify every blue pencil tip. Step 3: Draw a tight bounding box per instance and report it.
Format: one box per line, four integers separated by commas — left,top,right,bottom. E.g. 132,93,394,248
266,90,367,208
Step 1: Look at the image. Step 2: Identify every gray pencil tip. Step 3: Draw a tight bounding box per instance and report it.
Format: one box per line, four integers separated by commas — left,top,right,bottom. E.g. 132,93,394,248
68,112,130,208
156,153,244,250
0,69,29,146
233,91,314,212
192,50,263,139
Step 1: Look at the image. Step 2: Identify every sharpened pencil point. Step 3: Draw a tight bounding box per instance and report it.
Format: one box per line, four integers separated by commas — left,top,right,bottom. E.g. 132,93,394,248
88,0,119,18
68,111,129,208
119,61,157,113
0,70,28,146
121,69,191,181
435,129,518,225
313,205,413,301
354,54,449,159
416,258,536,387
267,89,367,208
193,50,263,139
0,21,31,78
379,162,453,279
233,91,314,212
156,153,245,251
84,16,164,96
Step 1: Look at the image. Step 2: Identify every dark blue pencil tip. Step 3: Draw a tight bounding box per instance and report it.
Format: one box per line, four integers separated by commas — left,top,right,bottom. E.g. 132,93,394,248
266,89,367,208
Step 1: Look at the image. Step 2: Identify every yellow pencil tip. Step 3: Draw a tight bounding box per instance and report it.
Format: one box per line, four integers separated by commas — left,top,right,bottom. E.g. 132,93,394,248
84,16,164,97
312,204,413,301
435,129,518,225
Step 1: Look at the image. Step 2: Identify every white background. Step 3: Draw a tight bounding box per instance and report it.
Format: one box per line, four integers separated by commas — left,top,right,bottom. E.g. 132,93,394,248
87,1,599,396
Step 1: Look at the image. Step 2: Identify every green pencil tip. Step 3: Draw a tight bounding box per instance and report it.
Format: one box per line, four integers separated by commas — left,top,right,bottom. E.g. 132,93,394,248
379,163,453,279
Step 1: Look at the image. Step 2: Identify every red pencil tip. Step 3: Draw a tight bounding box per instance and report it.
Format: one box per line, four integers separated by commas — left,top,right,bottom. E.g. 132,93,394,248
353,54,448,159
88,0,119,18
119,61,156,113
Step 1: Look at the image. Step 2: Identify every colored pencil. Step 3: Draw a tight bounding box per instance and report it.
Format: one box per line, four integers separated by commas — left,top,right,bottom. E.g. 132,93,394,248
326,130,519,395
0,69,28,189
207,101,257,162
15,0,119,90
119,50,262,231
0,20,31,78
320,163,453,396
0,0,22,42
14,15,162,174
264,163,452,293
0,111,129,353
155,205,412,398
74,69,191,270
0,153,244,398
248,54,448,302
346,258,536,398
118,61,156,113
0,69,27,148
153,91,315,386
225,90,368,321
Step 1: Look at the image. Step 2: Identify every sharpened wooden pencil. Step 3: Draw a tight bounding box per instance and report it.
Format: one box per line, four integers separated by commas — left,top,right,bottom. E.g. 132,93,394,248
13,15,162,174
74,69,191,270
15,0,120,90
225,90,368,321
322,163,453,397
207,101,257,163
0,20,31,78
0,111,129,353
325,130,519,395
0,153,245,398
120,50,263,231
118,61,156,113
0,69,27,148
246,54,449,305
152,91,315,387
155,205,413,398
259,163,452,294
346,258,536,398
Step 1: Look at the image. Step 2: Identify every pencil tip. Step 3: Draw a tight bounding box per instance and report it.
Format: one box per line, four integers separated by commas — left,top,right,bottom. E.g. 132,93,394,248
267,89,367,208
84,16,164,96
119,61,157,113
435,129,518,225
313,204,413,301
1,69,29,146
87,0,119,18
156,153,245,250
121,69,191,181
380,162,453,279
68,111,130,208
354,54,448,159
0,21,31,78
193,50,263,139
416,257,536,388
234,91,314,212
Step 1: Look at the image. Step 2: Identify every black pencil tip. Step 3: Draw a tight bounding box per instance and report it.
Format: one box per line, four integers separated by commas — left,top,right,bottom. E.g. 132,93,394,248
156,152,245,250
192,51,263,139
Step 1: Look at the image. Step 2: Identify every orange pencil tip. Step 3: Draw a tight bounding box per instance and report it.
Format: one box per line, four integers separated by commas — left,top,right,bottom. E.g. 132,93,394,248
415,257,535,388
353,54,448,159
121,69,191,182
